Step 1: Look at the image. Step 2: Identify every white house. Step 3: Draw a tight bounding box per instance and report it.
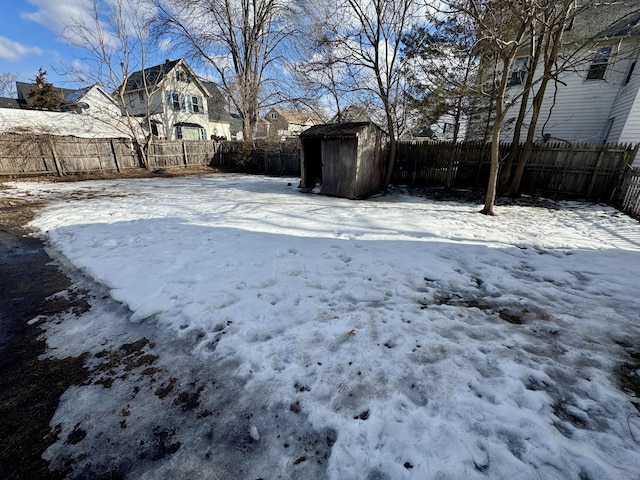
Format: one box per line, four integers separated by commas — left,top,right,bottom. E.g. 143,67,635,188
122,59,211,141
0,83,136,138
264,107,323,140
492,4,640,147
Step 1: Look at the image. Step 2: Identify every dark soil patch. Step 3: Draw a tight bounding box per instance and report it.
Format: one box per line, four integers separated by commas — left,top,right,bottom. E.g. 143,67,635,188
0,227,89,479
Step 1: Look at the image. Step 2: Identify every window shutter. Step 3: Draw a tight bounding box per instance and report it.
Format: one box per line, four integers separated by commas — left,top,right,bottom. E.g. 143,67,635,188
199,96,204,114
187,95,193,113
166,90,171,106
180,93,186,111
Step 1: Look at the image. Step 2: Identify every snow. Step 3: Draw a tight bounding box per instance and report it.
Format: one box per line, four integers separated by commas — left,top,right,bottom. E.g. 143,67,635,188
4,174,640,479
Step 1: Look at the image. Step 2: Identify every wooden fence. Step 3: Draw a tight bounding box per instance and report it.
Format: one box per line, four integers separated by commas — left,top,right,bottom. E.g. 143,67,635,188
2,134,640,215
619,168,640,218
394,141,639,202
0,135,139,176
0,134,219,177
212,140,301,175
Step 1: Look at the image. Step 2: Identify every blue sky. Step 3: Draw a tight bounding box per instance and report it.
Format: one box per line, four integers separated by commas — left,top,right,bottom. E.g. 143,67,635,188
0,0,89,90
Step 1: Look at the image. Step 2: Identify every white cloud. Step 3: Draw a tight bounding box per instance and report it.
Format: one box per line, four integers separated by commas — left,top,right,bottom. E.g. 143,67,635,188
21,0,91,37
0,36,42,61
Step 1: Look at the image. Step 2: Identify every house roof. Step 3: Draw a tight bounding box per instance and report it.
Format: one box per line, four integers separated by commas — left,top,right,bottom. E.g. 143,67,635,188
597,10,640,38
269,107,323,125
58,84,120,112
300,122,378,139
16,81,75,107
122,59,211,97
0,97,21,109
330,105,371,123
200,80,233,123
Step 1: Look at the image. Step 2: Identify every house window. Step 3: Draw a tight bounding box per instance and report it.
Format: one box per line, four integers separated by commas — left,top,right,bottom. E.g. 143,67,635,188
171,92,180,110
270,112,277,120
443,123,454,136
586,47,612,80
176,71,187,82
510,56,529,86
176,125,183,139
192,96,200,113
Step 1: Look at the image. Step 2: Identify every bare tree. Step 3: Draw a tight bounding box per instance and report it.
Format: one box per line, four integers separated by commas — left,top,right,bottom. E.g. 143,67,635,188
62,0,159,167
501,0,640,196
306,0,421,189
152,0,298,141
444,0,541,215
0,72,19,98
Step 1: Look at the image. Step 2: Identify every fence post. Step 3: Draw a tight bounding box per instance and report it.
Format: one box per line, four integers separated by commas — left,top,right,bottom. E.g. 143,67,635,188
110,139,122,173
48,136,65,176
586,146,608,199
182,140,188,167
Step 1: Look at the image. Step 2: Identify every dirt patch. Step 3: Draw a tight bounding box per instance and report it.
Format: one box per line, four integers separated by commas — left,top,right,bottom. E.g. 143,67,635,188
0,172,222,479
0,226,90,479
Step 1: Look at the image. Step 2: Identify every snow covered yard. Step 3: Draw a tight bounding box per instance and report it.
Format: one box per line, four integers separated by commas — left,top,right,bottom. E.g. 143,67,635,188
4,174,640,479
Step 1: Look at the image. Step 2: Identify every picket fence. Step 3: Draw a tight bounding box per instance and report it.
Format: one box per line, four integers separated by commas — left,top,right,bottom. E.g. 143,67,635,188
619,168,640,218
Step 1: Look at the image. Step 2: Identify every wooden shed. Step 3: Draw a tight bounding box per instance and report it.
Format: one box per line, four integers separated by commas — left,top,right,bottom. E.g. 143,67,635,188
299,122,386,199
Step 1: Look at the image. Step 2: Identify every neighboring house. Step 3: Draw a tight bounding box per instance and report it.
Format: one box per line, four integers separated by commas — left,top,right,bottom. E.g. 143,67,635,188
59,84,123,117
121,59,210,140
0,97,21,109
401,126,437,142
200,80,233,140
255,117,273,140
0,82,136,138
15,81,75,110
229,113,245,140
471,3,640,147
264,107,323,140
330,105,371,123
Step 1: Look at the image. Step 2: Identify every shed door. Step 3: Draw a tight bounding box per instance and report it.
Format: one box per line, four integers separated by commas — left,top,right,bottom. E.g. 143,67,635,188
321,138,357,198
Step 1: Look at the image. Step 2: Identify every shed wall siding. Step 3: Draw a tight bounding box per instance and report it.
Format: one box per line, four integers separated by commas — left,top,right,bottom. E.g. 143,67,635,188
320,138,357,198
353,127,383,197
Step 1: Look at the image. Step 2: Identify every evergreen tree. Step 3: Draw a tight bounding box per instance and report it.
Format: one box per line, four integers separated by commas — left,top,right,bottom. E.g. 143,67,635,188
27,69,62,111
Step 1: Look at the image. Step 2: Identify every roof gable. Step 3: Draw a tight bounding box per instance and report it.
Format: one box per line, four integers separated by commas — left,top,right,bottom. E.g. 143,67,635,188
269,107,322,124
123,59,211,97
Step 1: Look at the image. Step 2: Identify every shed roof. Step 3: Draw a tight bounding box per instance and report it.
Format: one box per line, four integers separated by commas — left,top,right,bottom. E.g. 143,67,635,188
300,122,376,139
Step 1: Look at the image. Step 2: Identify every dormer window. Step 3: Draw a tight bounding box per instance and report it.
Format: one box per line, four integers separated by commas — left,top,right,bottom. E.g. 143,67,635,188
176,70,187,82
586,47,612,80
270,112,277,120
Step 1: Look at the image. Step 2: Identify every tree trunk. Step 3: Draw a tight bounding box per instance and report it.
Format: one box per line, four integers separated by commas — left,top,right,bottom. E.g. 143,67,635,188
481,123,502,215
506,80,548,196
383,130,397,190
